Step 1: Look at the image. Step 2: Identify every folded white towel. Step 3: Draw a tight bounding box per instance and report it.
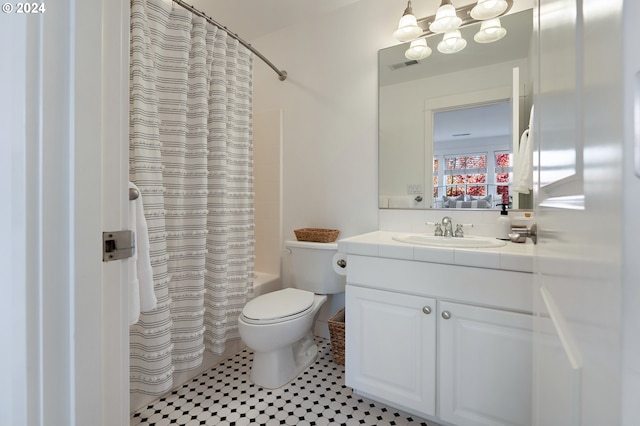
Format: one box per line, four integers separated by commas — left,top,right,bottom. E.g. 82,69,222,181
513,106,534,193
129,182,157,325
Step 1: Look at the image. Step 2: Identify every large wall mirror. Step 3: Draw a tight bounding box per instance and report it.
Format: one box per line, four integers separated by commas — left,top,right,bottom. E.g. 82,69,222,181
379,8,534,210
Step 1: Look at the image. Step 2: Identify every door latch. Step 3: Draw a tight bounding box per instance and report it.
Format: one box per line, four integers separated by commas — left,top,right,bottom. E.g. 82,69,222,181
102,230,135,262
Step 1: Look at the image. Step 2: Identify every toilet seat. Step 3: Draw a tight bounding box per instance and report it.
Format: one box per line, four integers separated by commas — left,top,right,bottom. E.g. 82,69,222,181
241,288,315,325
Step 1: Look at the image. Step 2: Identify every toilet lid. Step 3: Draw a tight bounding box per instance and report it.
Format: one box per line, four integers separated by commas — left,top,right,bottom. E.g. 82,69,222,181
243,288,314,321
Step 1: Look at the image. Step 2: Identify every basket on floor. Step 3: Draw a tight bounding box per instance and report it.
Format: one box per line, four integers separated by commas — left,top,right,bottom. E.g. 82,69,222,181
294,228,340,243
328,308,345,366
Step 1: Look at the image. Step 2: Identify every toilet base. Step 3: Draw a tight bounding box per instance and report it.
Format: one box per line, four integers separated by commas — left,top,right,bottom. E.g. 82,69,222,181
250,331,318,389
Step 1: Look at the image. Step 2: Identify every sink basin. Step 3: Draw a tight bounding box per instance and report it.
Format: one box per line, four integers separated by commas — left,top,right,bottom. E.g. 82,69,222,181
392,234,507,248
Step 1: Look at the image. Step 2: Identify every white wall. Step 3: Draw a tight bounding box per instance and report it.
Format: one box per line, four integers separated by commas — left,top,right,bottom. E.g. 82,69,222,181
253,110,283,275
251,1,404,241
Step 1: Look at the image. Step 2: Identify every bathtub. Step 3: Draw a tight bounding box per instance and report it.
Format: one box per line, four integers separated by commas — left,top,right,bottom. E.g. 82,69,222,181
253,271,282,297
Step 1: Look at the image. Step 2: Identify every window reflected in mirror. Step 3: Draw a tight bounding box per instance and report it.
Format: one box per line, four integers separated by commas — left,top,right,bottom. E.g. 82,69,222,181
432,101,512,209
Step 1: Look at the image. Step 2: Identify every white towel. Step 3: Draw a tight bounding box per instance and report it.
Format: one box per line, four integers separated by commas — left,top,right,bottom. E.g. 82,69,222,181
129,182,157,325
513,105,534,194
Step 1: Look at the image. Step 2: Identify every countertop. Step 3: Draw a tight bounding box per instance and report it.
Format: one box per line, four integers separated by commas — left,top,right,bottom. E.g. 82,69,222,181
337,231,534,273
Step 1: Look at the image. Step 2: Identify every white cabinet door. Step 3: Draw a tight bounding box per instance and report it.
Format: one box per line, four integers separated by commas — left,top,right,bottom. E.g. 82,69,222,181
439,301,533,426
346,285,436,417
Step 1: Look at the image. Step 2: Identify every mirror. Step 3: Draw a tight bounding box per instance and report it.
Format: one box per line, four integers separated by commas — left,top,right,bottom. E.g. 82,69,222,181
379,9,533,210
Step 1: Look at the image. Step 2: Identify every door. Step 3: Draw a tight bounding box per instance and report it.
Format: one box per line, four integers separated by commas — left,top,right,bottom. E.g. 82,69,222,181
2,1,130,425
621,1,640,424
345,285,436,417
438,301,533,426
533,0,627,425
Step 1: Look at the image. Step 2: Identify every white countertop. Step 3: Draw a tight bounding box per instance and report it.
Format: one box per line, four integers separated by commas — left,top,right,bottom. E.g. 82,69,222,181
337,231,534,273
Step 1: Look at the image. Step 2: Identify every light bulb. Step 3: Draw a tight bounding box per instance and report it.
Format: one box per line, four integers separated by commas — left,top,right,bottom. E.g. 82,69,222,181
474,18,507,43
437,30,467,54
405,38,432,60
393,1,422,42
470,0,508,20
429,2,462,34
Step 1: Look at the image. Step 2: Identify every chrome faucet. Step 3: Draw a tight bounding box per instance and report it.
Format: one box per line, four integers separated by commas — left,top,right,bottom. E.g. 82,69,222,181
441,216,453,237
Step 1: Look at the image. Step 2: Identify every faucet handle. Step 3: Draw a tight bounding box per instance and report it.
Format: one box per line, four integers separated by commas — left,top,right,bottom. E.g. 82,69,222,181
454,223,474,238
426,222,444,236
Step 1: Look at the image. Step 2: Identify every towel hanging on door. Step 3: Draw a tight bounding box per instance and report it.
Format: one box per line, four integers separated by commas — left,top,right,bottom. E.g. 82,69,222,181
128,182,157,325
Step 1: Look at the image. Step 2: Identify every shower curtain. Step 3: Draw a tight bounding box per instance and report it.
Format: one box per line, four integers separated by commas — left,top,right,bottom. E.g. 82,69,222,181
129,0,255,395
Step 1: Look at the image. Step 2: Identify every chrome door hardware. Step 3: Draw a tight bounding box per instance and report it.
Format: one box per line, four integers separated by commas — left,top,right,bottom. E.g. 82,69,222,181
102,230,135,262
441,311,452,320
422,306,432,315
509,223,538,244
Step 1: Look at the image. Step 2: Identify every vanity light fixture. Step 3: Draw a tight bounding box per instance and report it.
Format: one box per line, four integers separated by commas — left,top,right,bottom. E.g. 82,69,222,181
437,30,467,54
473,18,507,43
393,1,423,42
391,0,513,59
405,38,433,60
470,0,509,21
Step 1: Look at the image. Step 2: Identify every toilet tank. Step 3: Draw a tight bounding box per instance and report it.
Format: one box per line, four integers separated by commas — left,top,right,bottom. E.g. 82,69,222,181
283,240,345,294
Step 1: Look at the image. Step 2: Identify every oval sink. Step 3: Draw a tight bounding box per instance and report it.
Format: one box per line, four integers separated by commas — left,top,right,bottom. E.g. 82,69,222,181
392,234,507,248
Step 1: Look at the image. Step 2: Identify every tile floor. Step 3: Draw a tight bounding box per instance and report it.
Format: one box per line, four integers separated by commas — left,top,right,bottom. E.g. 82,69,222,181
131,338,440,426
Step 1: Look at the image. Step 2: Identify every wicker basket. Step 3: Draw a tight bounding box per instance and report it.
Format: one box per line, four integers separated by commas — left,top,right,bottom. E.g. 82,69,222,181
294,228,340,243
328,308,346,366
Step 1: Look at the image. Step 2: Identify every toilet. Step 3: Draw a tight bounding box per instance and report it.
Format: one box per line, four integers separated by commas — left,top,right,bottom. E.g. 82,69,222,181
238,240,345,389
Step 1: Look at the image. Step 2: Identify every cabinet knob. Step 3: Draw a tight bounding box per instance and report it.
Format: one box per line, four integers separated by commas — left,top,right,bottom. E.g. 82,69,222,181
422,306,432,315
441,311,452,320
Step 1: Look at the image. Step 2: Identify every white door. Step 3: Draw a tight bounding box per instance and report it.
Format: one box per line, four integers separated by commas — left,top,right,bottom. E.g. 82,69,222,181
1,1,130,425
533,0,635,425
345,285,437,417
621,1,640,424
438,301,533,426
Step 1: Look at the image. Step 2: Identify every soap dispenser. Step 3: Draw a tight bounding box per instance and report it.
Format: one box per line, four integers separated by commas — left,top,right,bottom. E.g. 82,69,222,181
497,192,511,240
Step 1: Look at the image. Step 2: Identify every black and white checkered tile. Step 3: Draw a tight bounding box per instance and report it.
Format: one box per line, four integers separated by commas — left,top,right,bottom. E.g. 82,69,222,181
131,338,438,426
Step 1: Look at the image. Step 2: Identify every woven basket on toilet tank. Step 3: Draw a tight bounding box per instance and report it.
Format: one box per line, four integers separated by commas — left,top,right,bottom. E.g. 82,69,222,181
294,228,340,243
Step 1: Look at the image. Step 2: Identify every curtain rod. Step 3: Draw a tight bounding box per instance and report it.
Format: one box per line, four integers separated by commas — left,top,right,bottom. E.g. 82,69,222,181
172,0,288,81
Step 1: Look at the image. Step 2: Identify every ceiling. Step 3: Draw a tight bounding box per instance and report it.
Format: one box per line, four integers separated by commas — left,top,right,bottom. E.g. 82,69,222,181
434,101,511,146
188,0,362,41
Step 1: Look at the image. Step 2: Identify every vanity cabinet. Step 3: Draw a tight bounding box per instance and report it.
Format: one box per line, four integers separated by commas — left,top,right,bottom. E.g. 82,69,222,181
346,285,437,417
343,252,533,426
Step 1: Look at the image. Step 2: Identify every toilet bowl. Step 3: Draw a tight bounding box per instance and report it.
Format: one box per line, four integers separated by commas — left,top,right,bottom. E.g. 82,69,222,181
238,288,327,388
238,240,345,389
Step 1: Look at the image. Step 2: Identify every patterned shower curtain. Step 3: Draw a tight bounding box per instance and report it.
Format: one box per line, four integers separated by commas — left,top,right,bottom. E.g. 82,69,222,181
129,0,255,395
